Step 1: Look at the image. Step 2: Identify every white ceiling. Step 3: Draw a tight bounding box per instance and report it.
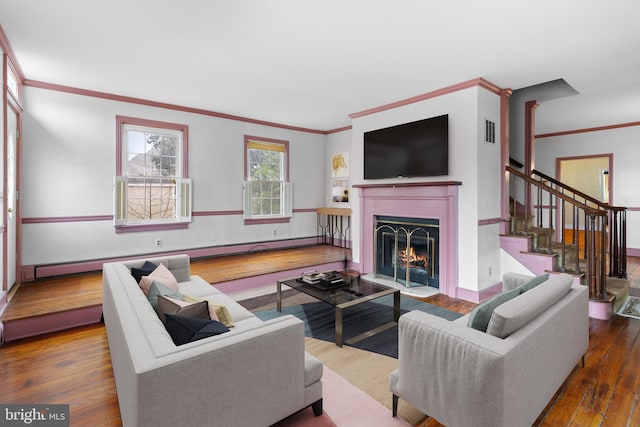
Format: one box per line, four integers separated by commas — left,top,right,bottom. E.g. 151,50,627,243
1,0,639,132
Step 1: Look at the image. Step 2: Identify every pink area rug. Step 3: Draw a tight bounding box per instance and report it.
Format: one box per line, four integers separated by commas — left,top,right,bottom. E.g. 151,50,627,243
274,366,412,427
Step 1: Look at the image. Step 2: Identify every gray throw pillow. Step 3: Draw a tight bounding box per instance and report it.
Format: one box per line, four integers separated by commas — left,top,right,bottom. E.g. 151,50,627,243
147,280,184,312
467,286,522,332
519,273,549,293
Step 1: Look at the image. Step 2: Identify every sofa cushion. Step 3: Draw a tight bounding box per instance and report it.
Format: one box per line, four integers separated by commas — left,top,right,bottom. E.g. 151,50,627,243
131,260,158,283
165,314,230,345
140,263,180,296
157,296,210,325
147,281,184,312
467,286,521,332
184,294,234,327
486,274,573,338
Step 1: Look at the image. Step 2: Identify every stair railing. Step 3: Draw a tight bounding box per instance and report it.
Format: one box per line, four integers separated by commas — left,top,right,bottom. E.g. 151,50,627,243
506,166,610,301
531,169,627,279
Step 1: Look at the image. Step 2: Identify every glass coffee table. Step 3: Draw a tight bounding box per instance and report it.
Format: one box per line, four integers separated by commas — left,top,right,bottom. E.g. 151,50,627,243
277,272,400,347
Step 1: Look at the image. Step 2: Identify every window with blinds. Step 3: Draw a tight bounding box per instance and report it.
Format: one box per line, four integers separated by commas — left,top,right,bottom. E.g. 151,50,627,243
244,136,292,222
114,116,191,231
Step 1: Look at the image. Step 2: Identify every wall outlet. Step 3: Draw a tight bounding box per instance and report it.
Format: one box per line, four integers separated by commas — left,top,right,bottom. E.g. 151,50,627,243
154,239,162,247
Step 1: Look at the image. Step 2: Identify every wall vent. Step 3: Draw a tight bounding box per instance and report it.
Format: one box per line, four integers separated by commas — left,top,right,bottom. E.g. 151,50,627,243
484,119,496,143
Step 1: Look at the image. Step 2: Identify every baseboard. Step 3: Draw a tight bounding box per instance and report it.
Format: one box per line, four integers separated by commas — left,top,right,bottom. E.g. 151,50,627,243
22,237,322,280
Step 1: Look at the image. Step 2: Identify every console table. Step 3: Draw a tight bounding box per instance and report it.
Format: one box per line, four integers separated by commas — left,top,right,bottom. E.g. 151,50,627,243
317,207,351,248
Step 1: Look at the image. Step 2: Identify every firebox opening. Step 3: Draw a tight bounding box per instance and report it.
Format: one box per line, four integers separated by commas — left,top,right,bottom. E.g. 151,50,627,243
374,216,439,289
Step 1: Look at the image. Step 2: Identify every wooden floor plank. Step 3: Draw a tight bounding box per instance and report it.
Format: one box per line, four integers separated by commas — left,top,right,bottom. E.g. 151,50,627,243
601,321,640,426
0,324,121,426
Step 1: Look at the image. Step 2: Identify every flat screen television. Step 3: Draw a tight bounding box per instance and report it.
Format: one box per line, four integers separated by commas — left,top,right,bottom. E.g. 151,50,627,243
363,114,448,179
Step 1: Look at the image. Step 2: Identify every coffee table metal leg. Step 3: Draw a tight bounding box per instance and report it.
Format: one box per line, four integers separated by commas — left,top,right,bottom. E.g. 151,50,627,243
277,280,282,312
336,306,343,347
393,290,400,321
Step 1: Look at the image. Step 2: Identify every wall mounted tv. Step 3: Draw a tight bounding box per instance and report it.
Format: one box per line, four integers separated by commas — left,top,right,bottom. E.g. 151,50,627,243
363,114,448,179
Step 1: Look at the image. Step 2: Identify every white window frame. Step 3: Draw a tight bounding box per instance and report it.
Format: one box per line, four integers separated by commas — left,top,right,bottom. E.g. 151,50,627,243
114,116,191,233
243,135,292,224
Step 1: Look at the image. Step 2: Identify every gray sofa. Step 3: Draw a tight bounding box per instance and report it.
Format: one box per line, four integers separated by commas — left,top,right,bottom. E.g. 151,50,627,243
102,254,323,427
390,273,589,427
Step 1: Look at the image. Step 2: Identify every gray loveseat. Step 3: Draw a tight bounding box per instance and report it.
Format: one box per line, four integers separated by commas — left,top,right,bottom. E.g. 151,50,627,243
390,273,589,427
102,254,323,427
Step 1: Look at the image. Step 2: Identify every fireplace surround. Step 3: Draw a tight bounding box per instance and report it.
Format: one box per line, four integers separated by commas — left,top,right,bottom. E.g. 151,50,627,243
356,182,460,297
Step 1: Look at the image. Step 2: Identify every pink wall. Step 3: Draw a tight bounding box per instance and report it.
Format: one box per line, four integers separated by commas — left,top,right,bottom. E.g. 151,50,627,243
356,182,460,297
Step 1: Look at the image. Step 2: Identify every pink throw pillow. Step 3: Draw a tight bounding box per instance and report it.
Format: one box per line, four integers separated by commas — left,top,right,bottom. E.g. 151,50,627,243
139,263,180,296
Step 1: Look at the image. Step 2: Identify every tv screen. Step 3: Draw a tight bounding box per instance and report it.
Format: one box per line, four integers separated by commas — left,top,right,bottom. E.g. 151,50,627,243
363,114,448,179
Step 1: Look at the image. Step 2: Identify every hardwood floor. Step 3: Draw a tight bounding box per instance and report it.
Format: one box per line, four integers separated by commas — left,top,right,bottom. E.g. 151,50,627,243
1,252,639,426
0,323,121,426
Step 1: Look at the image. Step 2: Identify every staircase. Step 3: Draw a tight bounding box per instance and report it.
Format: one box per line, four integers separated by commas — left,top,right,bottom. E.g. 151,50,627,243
503,166,629,318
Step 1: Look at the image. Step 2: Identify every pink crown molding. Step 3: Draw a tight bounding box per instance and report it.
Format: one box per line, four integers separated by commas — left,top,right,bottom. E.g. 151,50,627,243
0,25,26,81
23,79,332,135
349,78,502,120
536,121,640,139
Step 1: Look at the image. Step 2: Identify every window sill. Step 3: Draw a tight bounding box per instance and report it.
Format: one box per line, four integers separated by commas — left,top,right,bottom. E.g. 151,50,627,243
244,217,291,225
115,222,190,234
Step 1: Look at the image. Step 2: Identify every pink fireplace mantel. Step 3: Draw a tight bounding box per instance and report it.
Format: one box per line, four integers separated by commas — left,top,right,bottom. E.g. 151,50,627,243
355,181,460,297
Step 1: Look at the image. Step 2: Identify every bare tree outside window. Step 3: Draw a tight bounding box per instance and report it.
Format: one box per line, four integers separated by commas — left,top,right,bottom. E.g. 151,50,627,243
126,131,178,222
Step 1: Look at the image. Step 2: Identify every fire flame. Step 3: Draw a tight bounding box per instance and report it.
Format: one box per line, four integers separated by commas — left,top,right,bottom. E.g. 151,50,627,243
398,246,428,269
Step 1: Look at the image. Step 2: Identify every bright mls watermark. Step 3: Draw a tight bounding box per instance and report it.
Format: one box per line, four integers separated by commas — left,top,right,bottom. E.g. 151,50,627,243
0,404,69,426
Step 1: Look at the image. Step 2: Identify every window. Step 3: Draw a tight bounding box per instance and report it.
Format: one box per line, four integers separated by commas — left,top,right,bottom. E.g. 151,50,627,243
243,135,292,224
114,116,191,232
6,64,20,102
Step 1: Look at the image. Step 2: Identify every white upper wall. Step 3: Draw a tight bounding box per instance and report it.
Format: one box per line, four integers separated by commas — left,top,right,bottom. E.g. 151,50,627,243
20,86,327,265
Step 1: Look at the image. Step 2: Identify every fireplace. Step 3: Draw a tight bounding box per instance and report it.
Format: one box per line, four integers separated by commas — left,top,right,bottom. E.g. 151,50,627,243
374,216,439,288
356,182,460,297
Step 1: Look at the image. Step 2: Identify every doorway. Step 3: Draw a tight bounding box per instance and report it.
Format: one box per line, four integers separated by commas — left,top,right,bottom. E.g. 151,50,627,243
5,106,19,294
3,60,22,299
557,154,612,203
557,154,612,254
